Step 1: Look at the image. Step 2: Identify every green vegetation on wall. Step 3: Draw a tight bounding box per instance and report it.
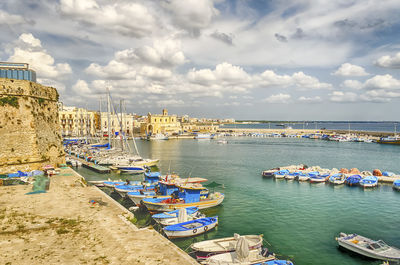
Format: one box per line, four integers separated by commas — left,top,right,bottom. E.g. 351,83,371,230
0,96,19,108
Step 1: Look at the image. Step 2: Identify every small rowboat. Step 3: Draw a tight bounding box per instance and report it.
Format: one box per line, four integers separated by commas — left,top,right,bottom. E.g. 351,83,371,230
127,191,158,205
163,216,218,239
297,173,309,181
273,170,289,179
309,172,329,183
116,165,145,174
202,244,275,264
328,173,346,185
191,234,263,260
259,260,294,265
285,172,299,180
345,175,362,186
393,179,400,191
336,232,400,262
152,207,201,226
359,176,378,188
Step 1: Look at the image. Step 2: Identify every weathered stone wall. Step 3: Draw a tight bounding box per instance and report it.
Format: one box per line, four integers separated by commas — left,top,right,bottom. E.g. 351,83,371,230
0,78,65,173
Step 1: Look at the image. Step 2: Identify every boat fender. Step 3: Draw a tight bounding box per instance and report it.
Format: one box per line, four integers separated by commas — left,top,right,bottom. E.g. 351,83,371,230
204,226,208,231
193,229,197,234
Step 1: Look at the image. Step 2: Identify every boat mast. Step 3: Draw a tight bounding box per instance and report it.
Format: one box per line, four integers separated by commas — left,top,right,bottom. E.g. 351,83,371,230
99,96,102,142
107,87,111,148
119,99,123,151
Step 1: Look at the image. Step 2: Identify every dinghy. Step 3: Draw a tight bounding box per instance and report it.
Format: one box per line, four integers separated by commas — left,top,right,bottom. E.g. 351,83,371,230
127,191,158,205
345,175,362,186
329,173,346,185
116,165,145,174
273,170,289,179
393,179,400,191
285,172,298,180
336,232,400,262
202,235,275,264
359,176,378,188
163,216,218,239
309,172,329,183
152,207,200,224
297,173,309,181
191,234,263,260
257,261,293,265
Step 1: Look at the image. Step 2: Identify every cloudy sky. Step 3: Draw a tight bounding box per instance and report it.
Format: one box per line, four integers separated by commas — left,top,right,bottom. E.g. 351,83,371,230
1,0,400,120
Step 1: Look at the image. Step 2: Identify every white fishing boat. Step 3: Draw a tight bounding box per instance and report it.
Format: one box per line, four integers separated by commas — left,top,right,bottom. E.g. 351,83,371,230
202,235,275,265
149,133,169,140
191,234,263,258
336,232,400,262
297,173,309,181
393,180,400,191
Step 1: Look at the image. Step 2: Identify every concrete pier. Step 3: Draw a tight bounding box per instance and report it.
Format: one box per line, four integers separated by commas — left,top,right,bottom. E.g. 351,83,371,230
0,167,198,264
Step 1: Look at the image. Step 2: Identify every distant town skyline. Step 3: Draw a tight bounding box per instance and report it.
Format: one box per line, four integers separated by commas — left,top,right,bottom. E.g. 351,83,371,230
1,0,400,120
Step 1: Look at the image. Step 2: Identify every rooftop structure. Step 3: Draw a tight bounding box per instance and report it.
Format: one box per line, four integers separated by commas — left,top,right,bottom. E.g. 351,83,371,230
0,62,37,82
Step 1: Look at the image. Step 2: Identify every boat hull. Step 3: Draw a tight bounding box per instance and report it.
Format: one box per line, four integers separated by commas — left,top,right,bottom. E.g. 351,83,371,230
164,218,218,239
143,194,225,212
338,241,400,262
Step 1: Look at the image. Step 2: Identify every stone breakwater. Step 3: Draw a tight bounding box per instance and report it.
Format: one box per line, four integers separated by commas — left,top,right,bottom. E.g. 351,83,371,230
0,167,198,265
0,78,64,174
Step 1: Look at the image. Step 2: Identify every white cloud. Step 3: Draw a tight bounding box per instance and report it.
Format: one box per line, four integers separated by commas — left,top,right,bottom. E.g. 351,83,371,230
7,33,72,85
72,80,92,95
163,0,219,36
156,99,185,107
341,80,363,90
298,96,322,103
333,63,369,76
292,72,332,90
262,93,291,104
375,52,400,69
258,70,292,87
59,0,156,38
85,60,136,80
363,74,400,90
0,10,26,25
329,91,358,103
360,90,399,102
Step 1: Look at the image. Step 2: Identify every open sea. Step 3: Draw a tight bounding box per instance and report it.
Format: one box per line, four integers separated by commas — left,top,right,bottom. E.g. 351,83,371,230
77,137,400,265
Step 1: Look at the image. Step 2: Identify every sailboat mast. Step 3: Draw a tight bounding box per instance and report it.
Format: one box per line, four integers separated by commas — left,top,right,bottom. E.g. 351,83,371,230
107,87,111,148
119,99,123,151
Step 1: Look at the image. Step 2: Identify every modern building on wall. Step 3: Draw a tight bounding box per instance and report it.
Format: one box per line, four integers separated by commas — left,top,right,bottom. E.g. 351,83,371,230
0,62,37,82
140,109,182,135
58,106,99,137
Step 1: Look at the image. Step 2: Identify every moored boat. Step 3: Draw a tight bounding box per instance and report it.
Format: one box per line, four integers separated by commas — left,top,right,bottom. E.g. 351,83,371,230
257,260,294,265
202,235,275,265
191,234,263,260
163,216,218,239
359,176,378,188
328,173,346,185
273,170,289,179
116,165,145,174
393,179,400,191
345,175,362,186
336,232,400,262
309,172,329,183
297,173,309,181
285,172,298,180
152,207,203,226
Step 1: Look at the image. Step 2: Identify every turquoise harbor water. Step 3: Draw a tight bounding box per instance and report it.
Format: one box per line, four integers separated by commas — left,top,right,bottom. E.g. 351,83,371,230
77,138,400,265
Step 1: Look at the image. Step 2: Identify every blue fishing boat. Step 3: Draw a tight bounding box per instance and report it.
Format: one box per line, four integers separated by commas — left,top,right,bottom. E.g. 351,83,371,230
346,175,362,186
152,207,199,221
127,190,158,205
329,173,346,185
309,172,329,183
116,165,145,174
274,169,289,179
114,184,145,196
255,260,294,265
163,216,218,238
144,171,161,184
393,179,400,191
359,176,378,188
285,172,299,180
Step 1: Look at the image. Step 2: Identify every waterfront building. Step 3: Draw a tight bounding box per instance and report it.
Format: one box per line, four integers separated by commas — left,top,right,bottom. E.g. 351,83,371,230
0,62,36,82
140,109,182,135
100,112,135,136
59,106,99,137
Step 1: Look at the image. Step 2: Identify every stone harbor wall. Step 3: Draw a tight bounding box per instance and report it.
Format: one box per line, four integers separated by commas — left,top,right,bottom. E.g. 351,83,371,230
0,78,65,174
